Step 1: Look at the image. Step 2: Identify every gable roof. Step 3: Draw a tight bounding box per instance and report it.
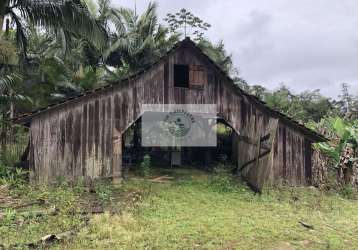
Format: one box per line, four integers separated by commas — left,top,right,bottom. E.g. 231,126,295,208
13,38,327,142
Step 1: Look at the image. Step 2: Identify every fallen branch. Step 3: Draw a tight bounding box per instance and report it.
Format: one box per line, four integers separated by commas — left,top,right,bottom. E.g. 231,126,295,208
151,175,175,181
150,180,171,183
299,220,314,230
130,177,173,183
13,199,47,209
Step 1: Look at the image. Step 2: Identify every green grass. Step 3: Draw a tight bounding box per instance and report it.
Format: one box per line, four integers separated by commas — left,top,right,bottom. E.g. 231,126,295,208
1,167,358,249
68,168,358,250
0,184,86,248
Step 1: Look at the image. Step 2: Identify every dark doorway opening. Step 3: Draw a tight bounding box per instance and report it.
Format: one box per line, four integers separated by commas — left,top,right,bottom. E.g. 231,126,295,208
121,116,239,177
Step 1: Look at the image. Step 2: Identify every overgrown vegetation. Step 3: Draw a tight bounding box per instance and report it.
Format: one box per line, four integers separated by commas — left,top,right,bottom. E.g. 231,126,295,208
70,169,357,249
0,1,357,248
208,163,237,192
0,182,86,248
0,166,357,249
309,117,357,186
139,154,151,177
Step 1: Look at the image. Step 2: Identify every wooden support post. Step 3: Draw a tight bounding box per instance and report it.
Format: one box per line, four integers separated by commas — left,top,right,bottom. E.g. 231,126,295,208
112,128,122,183
231,131,239,164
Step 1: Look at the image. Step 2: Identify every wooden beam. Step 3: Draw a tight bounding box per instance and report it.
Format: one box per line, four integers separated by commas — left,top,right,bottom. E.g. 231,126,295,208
112,128,122,183
239,149,271,172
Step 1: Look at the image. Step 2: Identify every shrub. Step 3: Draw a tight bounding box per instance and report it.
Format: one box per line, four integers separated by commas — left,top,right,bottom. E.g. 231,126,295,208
209,164,236,192
139,154,151,177
0,162,11,178
310,117,357,170
0,162,27,186
340,184,357,199
94,181,113,204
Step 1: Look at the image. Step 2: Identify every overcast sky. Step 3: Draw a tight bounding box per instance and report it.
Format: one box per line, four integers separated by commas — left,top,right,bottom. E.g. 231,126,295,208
113,0,358,99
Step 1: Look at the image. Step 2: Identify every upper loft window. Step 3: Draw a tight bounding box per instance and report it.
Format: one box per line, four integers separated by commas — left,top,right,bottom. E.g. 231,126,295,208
174,64,189,88
174,64,207,89
189,65,206,88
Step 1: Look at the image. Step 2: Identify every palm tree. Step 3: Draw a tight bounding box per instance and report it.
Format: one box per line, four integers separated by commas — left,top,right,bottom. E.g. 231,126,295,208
0,72,28,159
0,72,26,116
0,38,17,66
197,39,236,75
22,29,106,107
0,0,108,58
104,2,179,77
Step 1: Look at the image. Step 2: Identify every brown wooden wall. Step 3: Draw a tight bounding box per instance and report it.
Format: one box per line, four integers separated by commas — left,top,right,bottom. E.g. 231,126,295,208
269,124,312,185
29,43,313,186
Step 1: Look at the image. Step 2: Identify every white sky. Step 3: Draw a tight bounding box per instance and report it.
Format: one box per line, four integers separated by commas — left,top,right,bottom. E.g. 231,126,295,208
113,0,358,99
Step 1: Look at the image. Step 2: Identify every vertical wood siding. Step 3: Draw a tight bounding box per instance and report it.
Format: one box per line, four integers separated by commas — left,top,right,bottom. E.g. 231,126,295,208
29,44,313,185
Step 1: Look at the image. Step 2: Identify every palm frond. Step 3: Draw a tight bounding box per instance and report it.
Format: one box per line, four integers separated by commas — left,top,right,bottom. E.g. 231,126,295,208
0,38,18,65
0,72,29,106
13,0,108,51
0,73,22,94
8,10,28,59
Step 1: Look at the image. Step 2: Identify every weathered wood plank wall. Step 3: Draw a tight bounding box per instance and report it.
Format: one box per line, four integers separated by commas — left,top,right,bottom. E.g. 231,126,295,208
269,123,312,185
29,43,313,187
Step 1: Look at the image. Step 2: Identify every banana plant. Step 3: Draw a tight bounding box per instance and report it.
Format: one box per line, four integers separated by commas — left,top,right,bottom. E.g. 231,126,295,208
314,117,357,169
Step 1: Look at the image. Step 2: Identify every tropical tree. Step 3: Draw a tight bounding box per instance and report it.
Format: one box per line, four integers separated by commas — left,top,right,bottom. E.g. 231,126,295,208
21,28,106,108
311,117,357,185
0,72,26,115
261,85,333,122
164,8,211,40
0,72,28,159
0,0,108,59
197,39,237,75
351,97,358,120
263,85,294,114
0,37,17,67
234,77,251,92
296,90,333,122
104,2,179,78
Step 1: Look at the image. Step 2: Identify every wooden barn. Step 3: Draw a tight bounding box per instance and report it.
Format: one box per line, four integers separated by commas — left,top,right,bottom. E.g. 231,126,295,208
14,38,327,192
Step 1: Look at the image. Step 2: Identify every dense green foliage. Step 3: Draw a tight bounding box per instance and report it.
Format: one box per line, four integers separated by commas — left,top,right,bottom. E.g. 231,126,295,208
311,118,357,165
235,81,357,123
0,0,107,59
103,2,179,78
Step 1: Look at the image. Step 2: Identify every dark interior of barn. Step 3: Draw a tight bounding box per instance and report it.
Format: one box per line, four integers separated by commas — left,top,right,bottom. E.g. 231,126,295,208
121,117,238,177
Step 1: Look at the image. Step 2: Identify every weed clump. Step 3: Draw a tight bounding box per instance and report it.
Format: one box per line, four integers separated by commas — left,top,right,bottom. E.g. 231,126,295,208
94,181,113,204
139,154,151,177
340,184,357,199
0,162,27,187
208,164,237,192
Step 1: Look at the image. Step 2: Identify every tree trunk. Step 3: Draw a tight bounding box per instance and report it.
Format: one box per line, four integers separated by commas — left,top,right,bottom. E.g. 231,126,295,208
0,112,7,160
9,89,14,119
337,144,356,186
0,17,4,33
0,1,8,33
312,149,328,186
